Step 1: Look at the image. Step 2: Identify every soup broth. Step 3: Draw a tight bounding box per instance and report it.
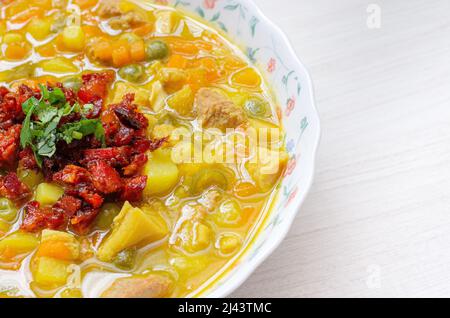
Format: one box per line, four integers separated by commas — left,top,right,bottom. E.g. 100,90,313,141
0,0,287,298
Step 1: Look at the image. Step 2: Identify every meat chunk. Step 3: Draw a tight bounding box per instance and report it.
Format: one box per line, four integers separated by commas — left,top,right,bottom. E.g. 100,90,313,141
71,206,100,235
102,94,148,147
53,165,91,185
53,195,82,218
83,147,132,167
97,0,121,18
120,175,147,201
21,201,66,232
78,71,115,105
109,11,146,30
0,172,30,202
195,88,247,131
87,161,122,194
102,274,173,298
0,125,21,169
66,183,104,209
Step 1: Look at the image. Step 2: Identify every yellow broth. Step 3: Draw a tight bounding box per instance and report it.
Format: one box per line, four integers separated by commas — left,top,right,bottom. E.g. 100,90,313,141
0,0,287,298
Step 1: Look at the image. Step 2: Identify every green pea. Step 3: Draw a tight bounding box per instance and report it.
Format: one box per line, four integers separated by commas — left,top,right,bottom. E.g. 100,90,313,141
113,248,137,270
118,64,146,83
62,77,82,92
244,97,270,119
0,198,17,222
145,40,169,61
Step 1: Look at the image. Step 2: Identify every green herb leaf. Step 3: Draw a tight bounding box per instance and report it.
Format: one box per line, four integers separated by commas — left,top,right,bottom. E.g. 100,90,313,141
20,84,106,166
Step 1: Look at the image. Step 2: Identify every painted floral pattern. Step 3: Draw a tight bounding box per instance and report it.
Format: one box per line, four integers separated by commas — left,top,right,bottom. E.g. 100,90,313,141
148,0,320,297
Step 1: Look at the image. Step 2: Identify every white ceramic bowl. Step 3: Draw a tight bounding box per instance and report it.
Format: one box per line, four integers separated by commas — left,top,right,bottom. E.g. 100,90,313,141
148,0,321,297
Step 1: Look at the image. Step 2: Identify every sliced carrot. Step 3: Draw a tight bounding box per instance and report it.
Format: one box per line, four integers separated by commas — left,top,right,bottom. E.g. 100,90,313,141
112,45,132,68
93,40,113,63
167,38,199,56
234,182,259,197
167,54,189,69
5,44,28,60
73,0,98,10
36,241,73,261
37,43,57,58
133,23,153,37
130,40,146,62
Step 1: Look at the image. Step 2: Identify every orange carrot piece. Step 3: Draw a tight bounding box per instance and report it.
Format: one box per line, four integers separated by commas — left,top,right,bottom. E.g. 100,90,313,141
5,44,28,60
167,54,189,69
112,45,132,68
130,40,146,62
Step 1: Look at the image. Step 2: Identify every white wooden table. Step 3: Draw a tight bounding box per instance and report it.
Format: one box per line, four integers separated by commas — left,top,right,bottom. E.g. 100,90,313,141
232,0,450,298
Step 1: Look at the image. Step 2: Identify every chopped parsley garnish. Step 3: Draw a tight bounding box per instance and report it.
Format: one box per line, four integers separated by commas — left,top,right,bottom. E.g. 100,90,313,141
20,84,105,167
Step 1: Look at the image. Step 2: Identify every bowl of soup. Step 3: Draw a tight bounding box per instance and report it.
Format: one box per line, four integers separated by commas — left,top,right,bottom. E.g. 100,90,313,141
0,0,320,298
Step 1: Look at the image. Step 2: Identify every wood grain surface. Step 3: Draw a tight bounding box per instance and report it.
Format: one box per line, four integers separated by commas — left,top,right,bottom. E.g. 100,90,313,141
232,0,450,298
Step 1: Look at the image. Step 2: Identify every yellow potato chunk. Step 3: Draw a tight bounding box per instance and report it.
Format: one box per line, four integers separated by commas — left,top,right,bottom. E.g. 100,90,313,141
39,57,79,74
167,85,194,116
34,257,70,286
62,26,85,52
35,183,64,206
36,230,80,262
247,148,289,192
143,149,179,196
97,202,169,262
0,232,38,260
17,168,44,190
155,11,180,34
217,233,241,255
111,82,150,107
3,32,23,44
27,18,51,40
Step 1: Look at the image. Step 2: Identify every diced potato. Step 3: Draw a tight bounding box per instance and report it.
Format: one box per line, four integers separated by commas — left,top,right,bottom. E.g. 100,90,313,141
159,68,187,93
3,32,23,44
143,149,179,196
17,168,44,190
0,198,18,222
35,183,64,206
248,118,283,146
167,85,194,116
27,18,51,40
97,202,169,262
152,123,175,141
155,11,180,34
0,232,38,260
247,148,289,192
169,255,209,276
111,82,150,107
62,25,85,52
60,288,83,298
212,199,242,228
149,81,167,112
34,257,69,286
39,57,79,74
36,230,80,261
217,233,241,255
